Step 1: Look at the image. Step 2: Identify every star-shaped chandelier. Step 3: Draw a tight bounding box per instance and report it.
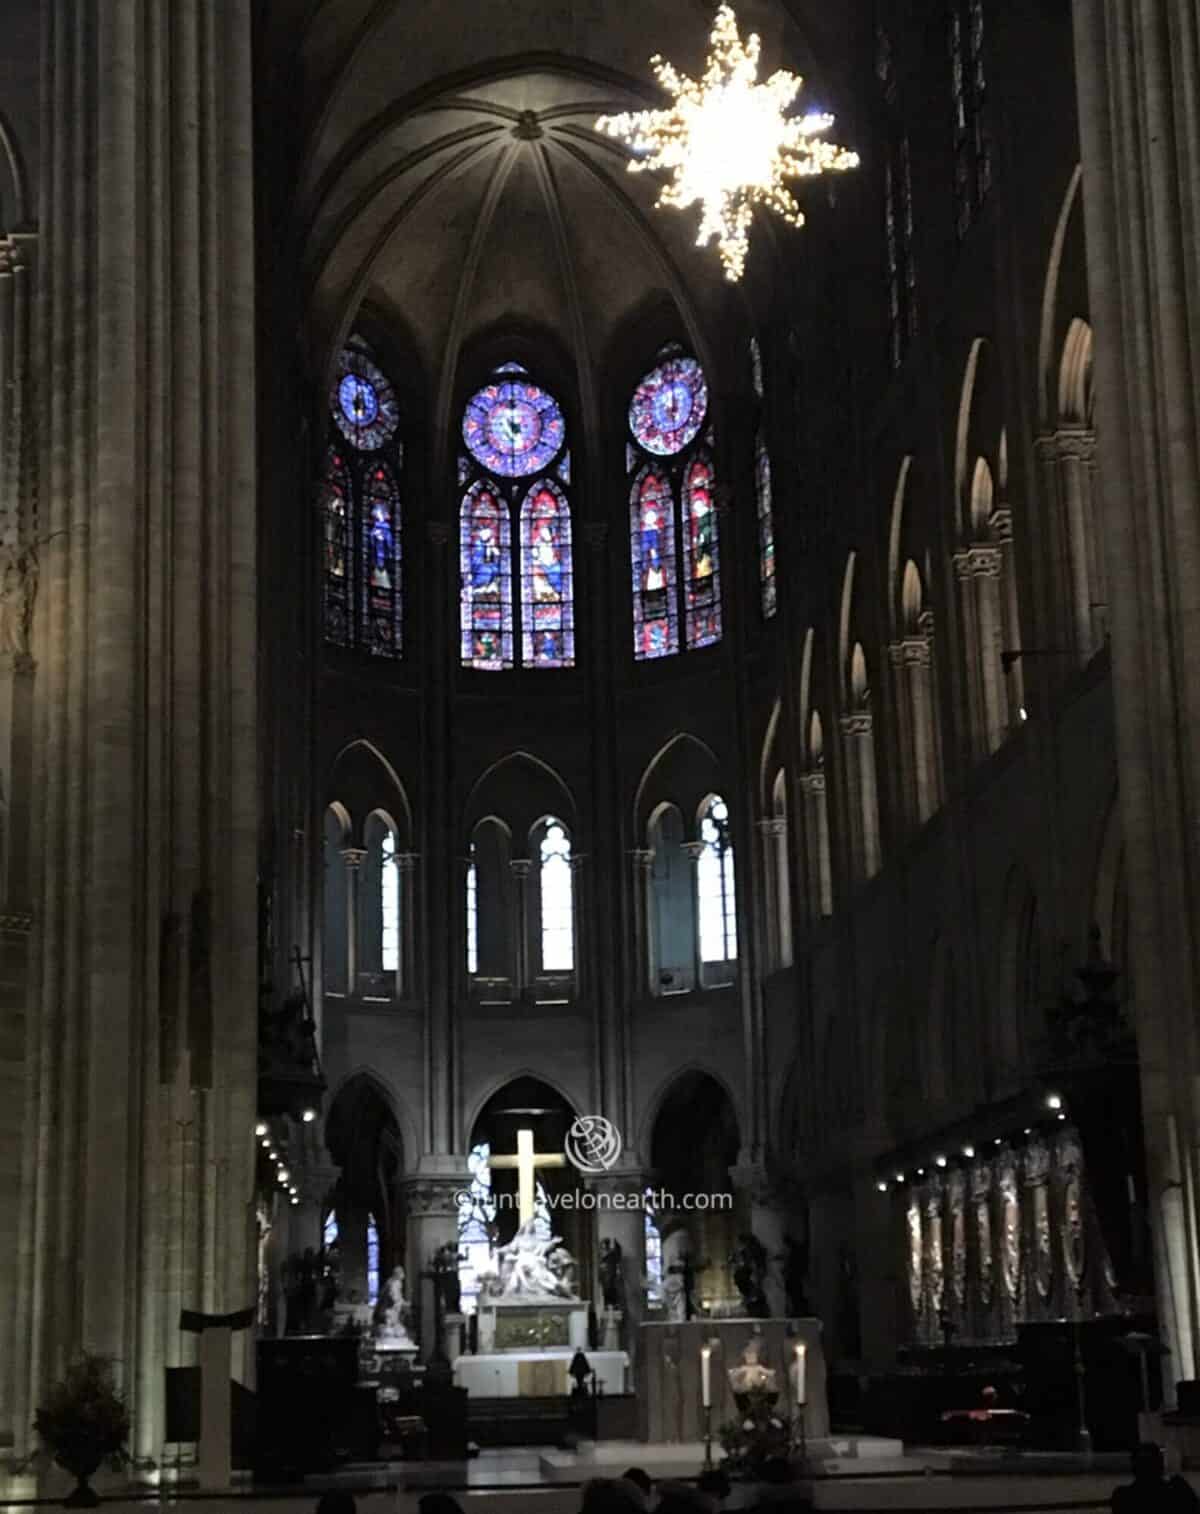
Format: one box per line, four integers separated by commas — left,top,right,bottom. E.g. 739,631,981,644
596,5,859,281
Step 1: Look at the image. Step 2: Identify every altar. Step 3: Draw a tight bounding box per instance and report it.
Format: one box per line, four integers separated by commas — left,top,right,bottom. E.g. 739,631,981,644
638,1317,828,1443
454,1347,629,1397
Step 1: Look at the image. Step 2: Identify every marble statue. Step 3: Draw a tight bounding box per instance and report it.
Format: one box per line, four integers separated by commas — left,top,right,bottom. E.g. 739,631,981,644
374,1264,417,1346
488,1218,579,1300
662,1270,687,1321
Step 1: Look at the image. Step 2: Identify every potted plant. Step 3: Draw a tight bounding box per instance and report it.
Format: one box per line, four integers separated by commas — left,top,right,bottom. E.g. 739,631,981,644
33,1354,130,1506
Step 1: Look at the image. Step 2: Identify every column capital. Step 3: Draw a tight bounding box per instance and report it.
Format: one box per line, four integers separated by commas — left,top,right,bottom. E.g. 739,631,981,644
681,840,707,862
509,858,533,878
630,847,655,870
840,710,873,737
889,636,931,669
799,771,826,796
953,544,1002,579
988,507,1013,542
729,1161,800,1211
1051,425,1097,464
340,846,368,869
395,850,419,872
756,816,787,839
401,1174,465,1219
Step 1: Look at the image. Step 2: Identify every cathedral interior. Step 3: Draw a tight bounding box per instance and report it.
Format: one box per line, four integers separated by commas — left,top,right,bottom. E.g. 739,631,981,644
2,0,1200,1496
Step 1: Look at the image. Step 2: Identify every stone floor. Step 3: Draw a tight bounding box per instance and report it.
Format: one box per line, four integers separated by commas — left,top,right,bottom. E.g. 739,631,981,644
3,1446,1191,1514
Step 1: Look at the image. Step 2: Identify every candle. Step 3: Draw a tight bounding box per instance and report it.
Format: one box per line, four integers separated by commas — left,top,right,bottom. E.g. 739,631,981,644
793,1342,807,1406
701,1343,712,1407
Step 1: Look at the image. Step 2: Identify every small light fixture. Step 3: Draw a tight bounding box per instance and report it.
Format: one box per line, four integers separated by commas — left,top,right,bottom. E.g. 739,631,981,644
1046,1093,1063,1111
1057,1112,1066,1121
935,1155,947,1168
895,1172,905,1183
278,1167,290,1183
290,1196,299,1206
994,1138,1002,1146
1019,707,1028,722
877,1180,888,1193
302,1108,317,1124
260,1137,270,1149
255,1121,268,1137
962,1145,975,1159
1024,1127,1033,1135
916,1167,925,1176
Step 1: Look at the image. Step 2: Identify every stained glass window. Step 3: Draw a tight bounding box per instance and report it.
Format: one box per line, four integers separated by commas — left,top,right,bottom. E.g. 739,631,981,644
321,450,354,648
682,453,721,649
697,795,737,962
332,346,400,452
879,26,917,368
629,355,708,456
755,429,777,617
460,481,513,669
950,0,989,239
749,337,764,401
459,363,574,670
630,467,678,660
520,481,574,668
457,1142,496,1315
628,350,721,659
644,1202,664,1303
321,340,404,657
539,820,574,972
362,462,402,657
463,379,566,477
323,1210,339,1249
367,1213,380,1306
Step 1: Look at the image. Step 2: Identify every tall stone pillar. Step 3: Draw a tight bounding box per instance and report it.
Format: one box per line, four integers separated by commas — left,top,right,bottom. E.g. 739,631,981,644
7,0,258,1470
731,1163,793,1319
402,1172,464,1361
1072,0,1200,1399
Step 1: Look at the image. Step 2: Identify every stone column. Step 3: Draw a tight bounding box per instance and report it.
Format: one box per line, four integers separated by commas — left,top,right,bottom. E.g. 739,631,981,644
424,520,454,1154
731,1164,794,1319
681,840,706,991
9,0,258,1468
756,818,788,969
589,1170,647,1363
839,712,881,881
402,1172,465,1361
953,545,1005,755
630,848,655,996
340,847,366,990
510,858,532,993
1057,429,1103,659
397,850,418,999
1071,0,1200,1396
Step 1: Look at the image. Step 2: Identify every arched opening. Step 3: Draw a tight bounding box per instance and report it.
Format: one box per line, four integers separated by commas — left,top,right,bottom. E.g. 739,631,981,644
323,1075,406,1323
460,1076,586,1313
648,803,697,995
648,1071,741,1313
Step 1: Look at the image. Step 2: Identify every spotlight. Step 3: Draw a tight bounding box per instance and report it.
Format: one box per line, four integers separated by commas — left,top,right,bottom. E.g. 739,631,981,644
994,1138,1002,1146
935,1155,947,1168
1057,1112,1066,1121
1019,707,1028,722
290,1196,299,1206
278,1168,290,1183
895,1173,905,1184
302,1108,317,1124
255,1122,268,1137
962,1145,975,1159
877,1181,888,1193
916,1167,925,1176
1046,1093,1063,1111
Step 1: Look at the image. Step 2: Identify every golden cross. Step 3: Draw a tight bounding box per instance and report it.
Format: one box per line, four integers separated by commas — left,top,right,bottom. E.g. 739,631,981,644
487,1128,567,1226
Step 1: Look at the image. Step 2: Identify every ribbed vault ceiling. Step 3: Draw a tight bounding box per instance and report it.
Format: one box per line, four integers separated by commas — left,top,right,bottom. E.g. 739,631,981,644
286,0,860,431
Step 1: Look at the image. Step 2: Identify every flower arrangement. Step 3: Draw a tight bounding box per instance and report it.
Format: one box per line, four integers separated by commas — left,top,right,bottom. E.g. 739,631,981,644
717,1386,798,1478
33,1355,130,1506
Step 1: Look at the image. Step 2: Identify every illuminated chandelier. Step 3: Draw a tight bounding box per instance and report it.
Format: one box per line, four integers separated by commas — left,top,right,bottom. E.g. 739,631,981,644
596,4,859,282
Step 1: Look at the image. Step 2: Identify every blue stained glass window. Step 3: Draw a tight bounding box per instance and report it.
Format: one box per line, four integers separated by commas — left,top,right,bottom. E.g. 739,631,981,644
321,340,403,658
644,1202,664,1303
462,380,566,477
629,355,708,456
323,1210,339,1250
332,348,399,451
682,453,722,649
362,462,402,657
756,428,777,618
321,450,353,648
520,480,574,668
631,466,678,660
460,480,513,669
367,1213,380,1306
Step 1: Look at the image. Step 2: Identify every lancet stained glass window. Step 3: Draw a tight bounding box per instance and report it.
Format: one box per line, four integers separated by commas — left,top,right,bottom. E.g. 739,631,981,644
320,339,404,656
381,828,399,974
466,845,479,975
756,430,777,617
459,363,574,670
683,453,720,649
367,1213,380,1306
627,349,721,659
697,795,737,963
949,0,990,239
521,481,574,668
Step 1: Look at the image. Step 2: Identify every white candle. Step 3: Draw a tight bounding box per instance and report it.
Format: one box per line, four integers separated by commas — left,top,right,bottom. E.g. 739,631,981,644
701,1344,712,1407
794,1343,807,1406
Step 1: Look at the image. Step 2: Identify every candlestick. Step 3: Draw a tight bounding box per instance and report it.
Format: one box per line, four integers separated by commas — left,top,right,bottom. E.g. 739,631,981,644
793,1342,806,1406
700,1343,712,1408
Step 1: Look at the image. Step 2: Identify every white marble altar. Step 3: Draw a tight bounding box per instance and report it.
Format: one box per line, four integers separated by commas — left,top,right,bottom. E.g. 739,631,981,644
454,1348,628,1398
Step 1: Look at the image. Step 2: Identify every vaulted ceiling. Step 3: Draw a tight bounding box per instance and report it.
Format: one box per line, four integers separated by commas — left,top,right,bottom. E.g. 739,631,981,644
274,0,864,433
